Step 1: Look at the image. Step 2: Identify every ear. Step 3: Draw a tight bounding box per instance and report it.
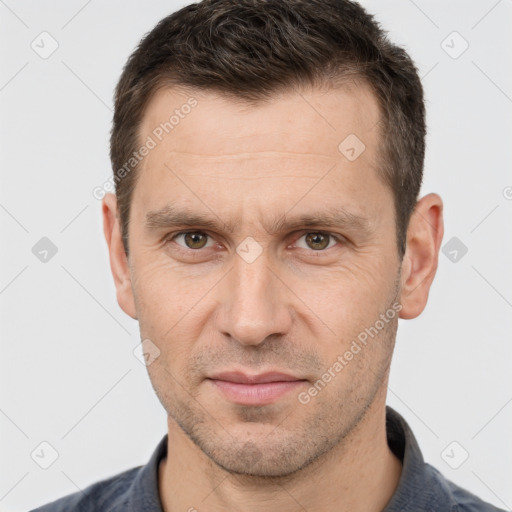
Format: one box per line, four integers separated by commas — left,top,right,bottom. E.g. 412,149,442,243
102,193,137,319
399,193,444,319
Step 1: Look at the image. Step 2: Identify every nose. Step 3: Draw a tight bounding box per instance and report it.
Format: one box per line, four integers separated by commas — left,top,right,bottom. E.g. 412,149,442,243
216,249,293,346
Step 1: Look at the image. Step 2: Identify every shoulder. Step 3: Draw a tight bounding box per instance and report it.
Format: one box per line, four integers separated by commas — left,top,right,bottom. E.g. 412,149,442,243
29,434,168,512
29,466,141,512
426,463,506,512
384,407,505,512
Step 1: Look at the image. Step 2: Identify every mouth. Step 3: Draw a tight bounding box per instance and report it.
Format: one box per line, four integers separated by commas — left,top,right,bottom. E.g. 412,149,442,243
206,371,308,406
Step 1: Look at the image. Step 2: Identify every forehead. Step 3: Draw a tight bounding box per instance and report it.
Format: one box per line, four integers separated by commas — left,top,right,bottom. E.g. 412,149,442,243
139,82,381,162
131,83,391,232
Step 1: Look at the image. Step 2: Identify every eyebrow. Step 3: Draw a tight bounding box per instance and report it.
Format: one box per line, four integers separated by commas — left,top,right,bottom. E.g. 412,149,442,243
145,204,373,236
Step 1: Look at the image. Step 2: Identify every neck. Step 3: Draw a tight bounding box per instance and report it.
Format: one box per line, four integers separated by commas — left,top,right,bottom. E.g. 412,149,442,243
159,393,402,512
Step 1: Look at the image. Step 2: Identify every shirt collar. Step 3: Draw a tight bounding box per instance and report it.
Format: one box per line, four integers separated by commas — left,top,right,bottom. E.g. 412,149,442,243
383,406,453,511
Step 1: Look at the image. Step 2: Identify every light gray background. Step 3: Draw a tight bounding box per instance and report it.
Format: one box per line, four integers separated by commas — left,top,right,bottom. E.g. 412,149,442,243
1,1,511,511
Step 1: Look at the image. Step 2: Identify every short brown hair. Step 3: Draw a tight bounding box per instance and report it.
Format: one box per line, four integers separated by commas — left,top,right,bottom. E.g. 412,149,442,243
110,0,425,259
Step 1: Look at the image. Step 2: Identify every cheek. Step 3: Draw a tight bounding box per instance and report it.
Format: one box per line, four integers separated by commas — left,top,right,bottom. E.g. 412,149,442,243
130,257,221,366
131,254,212,319
292,258,393,338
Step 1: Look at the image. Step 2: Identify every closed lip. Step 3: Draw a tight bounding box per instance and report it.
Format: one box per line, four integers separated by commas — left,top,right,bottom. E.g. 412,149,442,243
207,371,306,384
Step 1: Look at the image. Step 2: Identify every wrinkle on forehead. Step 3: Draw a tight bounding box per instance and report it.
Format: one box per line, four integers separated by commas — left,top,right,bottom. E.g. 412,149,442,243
158,151,343,180
162,150,339,160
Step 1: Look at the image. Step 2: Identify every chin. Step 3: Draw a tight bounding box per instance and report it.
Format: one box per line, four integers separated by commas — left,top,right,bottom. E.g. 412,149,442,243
208,446,313,478
190,426,330,478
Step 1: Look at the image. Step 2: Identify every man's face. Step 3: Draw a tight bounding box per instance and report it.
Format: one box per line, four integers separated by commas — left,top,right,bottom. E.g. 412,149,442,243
125,84,402,476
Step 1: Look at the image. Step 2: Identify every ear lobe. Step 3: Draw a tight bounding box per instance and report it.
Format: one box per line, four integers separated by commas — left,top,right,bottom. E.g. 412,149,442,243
399,193,444,320
102,193,137,319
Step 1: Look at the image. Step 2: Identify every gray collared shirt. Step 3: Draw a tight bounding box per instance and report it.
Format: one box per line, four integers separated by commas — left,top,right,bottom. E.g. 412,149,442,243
30,406,505,511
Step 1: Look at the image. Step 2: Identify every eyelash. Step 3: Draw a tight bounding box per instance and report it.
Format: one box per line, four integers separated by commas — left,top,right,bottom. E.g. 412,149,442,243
165,230,345,255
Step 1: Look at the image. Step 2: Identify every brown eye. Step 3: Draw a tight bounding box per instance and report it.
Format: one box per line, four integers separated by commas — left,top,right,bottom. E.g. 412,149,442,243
166,230,218,259
183,232,209,249
304,232,331,250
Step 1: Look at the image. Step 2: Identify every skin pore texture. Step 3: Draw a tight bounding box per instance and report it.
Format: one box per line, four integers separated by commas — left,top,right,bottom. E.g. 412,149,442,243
103,83,444,512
